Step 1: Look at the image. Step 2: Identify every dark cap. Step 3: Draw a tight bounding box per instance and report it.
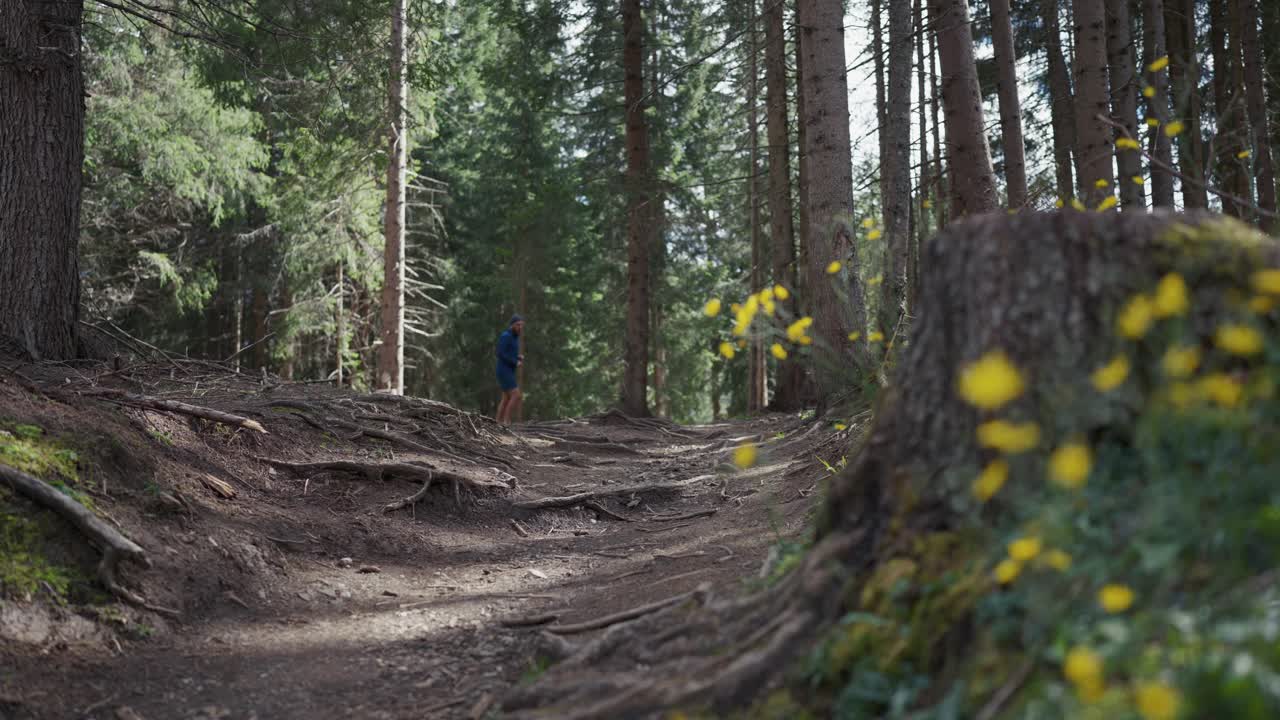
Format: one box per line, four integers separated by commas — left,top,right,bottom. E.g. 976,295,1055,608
510,314,524,326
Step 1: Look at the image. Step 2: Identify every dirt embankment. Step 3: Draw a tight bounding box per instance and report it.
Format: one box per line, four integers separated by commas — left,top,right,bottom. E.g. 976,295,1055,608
0,361,851,719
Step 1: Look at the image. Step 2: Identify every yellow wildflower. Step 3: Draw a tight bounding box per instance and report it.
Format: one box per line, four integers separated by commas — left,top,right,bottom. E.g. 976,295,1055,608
868,331,886,342
1162,346,1200,378
1116,137,1141,150
1147,117,1161,127
1055,198,1066,208
1098,584,1136,613
847,331,861,342
972,460,1009,501
1250,295,1275,313
976,420,1041,453
770,343,788,360
862,217,876,229
1095,178,1111,189
1238,150,1251,159
993,559,1022,585
1071,198,1087,211
1044,549,1073,571
958,351,1026,410
786,316,813,342
1215,324,1264,356
1008,536,1042,562
867,275,883,286
1148,55,1170,72
1200,373,1243,408
1143,85,1156,98
1133,175,1145,185
1168,381,1198,408
718,341,736,359
1153,272,1189,317
826,260,843,274
733,443,757,469
1164,120,1185,137
1091,355,1130,392
1049,443,1092,489
703,298,722,317
1096,196,1118,211
1252,269,1280,295
1134,682,1181,720
1064,646,1104,696
834,422,847,431
923,198,933,209
774,284,790,300
867,229,883,241
1118,294,1156,338
730,302,742,313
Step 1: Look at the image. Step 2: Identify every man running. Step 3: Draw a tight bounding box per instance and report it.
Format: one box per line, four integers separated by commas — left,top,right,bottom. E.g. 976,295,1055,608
495,315,524,425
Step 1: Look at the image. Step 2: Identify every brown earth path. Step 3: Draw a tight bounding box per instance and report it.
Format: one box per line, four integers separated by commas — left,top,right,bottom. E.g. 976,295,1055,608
0,375,855,720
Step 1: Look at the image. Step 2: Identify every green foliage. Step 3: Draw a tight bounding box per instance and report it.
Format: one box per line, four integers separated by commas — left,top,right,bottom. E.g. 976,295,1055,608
0,511,76,601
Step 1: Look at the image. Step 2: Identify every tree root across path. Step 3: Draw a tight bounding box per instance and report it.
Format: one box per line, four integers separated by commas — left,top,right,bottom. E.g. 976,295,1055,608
253,457,513,512
0,464,178,617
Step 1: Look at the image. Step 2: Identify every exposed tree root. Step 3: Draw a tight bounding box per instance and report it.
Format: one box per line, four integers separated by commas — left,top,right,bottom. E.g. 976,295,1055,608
0,464,178,617
382,476,433,513
78,388,267,433
511,482,690,512
545,585,709,635
550,439,643,456
253,457,512,508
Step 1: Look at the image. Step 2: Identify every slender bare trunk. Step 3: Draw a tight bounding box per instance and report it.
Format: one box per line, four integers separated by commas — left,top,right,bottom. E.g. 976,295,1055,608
621,0,651,417
1044,0,1077,201
881,0,912,341
872,0,888,209
747,5,766,414
1166,0,1209,208
912,0,927,312
336,261,345,385
928,25,945,228
1210,0,1250,217
989,0,1027,208
796,7,811,307
1242,0,1277,221
766,0,802,411
1071,0,1113,206
798,0,868,402
378,0,408,394
927,0,998,217
1144,0,1176,207
0,0,84,360
1107,0,1145,209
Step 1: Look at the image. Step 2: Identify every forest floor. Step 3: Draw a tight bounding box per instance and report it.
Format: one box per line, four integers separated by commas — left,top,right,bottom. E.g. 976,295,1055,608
0,362,854,719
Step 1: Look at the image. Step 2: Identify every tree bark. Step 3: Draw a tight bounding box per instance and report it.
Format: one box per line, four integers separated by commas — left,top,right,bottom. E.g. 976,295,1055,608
765,0,802,412
989,0,1027,209
872,0,889,210
881,0,913,342
378,0,408,394
928,25,946,229
1166,0,1209,209
1210,0,1251,218
0,0,85,360
1106,0,1145,209
912,0,928,312
621,0,651,417
1241,0,1277,222
747,5,767,414
1143,0,1176,207
1044,0,1077,201
797,0,868,402
1071,0,1114,206
927,0,998,218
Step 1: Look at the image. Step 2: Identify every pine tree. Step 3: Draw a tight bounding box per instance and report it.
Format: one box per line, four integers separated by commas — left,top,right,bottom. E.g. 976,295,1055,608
1166,0,1209,208
621,0,652,417
1044,0,1077,201
1241,0,1277,219
990,0,1028,208
378,0,409,393
1106,0,1145,209
1072,0,1114,206
881,0,913,339
1143,0,1176,207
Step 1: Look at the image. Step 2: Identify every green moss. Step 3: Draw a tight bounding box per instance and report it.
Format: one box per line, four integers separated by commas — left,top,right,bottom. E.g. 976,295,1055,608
0,421,94,509
0,512,77,600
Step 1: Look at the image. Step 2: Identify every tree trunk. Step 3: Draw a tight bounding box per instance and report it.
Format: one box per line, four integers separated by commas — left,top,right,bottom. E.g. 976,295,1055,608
989,0,1027,209
1210,0,1251,218
912,0,928,313
0,0,85,361
1044,0,1077,201
747,6,767,415
1143,0,1176,207
1166,0,1209,209
621,0,651,417
1071,0,1114,206
797,0,868,402
1241,0,1277,222
872,0,889,210
336,261,346,386
377,0,408,394
1106,0,1145,209
766,0,802,412
880,0,913,343
928,25,946,229
927,0,998,218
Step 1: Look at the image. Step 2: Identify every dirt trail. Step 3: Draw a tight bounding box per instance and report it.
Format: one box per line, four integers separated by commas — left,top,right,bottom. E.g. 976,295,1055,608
0,373,850,720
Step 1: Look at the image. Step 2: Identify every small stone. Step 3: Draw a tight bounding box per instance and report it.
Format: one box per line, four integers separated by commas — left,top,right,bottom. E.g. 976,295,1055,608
337,557,354,568
356,565,381,574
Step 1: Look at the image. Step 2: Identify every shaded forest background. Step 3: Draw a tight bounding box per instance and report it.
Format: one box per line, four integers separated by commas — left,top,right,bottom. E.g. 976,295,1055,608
64,0,1280,422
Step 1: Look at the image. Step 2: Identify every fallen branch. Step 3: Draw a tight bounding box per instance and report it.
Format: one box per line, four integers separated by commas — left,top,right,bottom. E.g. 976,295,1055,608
0,464,177,616
80,388,266,433
545,585,707,635
647,508,717,523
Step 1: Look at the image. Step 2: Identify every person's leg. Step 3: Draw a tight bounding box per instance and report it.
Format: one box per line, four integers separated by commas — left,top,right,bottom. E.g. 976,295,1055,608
501,389,517,422
496,390,512,424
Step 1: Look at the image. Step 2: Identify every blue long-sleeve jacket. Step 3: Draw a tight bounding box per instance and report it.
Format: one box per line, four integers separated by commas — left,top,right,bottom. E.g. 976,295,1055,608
496,329,520,370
